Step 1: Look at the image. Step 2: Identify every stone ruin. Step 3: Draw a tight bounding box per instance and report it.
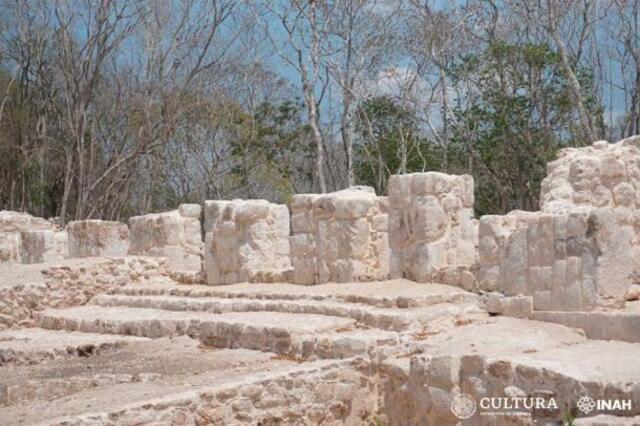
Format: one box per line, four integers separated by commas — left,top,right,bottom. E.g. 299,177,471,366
290,186,389,284
67,220,129,258
479,136,640,314
541,137,640,213
388,173,477,289
203,199,291,285
4,138,640,424
0,211,65,264
129,204,202,273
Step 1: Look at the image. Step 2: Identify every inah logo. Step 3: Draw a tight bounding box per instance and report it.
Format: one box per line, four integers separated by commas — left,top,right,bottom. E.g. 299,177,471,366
576,395,632,414
577,396,596,415
451,393,476,419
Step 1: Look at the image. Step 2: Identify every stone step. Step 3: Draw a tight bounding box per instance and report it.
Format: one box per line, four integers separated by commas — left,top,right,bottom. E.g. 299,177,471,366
382,317,640,424
0,328,148,366
35,306,398,360
114,278,478,308
91,294,418,331
533,304,640,343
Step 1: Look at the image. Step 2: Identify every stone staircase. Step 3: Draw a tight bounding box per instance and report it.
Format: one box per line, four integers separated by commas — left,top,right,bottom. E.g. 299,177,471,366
3,278,640,425
31,279,485,362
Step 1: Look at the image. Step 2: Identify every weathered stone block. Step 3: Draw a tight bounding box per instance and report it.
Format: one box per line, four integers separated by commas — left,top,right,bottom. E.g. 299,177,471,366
0,232,21,264
67,220,129,258
204,199,291,285
128,204,203,273
20,230,67,264
290,186,388,284
388,172,478,287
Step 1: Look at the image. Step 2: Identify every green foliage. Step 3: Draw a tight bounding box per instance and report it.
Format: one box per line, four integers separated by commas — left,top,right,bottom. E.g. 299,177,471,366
449,41,603,215
353,42,605,216
354,95,441,193
228,100,313,201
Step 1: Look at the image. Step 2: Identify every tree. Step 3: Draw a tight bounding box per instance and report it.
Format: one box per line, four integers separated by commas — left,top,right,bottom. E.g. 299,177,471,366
449,41,603,214
355,95,441,193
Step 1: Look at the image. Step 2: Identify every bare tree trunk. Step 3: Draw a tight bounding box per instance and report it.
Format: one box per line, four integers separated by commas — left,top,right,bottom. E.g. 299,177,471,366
307,95,327,193
59,148,73,225
341,89,354,186
546,0,598,143
440,67,449,172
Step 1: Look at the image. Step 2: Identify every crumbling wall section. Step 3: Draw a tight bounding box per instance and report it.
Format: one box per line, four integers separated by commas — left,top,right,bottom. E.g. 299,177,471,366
66,220,129,258
290,186,389,284
20,230,68,264
0,211,63,265
479,208,640,311
129,204,202,273
0,256,165,330
479,138,640,312
541,136,640,213
203,199,291,285
387,172,477,289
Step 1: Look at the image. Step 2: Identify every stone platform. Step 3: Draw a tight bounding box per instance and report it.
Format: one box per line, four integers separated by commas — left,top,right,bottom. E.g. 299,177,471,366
0,271,638,424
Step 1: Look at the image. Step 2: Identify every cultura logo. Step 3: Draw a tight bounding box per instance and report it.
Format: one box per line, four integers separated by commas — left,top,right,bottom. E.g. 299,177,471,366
450,393,477,420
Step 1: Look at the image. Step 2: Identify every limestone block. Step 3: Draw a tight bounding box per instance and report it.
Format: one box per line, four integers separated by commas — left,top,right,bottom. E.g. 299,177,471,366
0,210,58,233
478,207,640,312
20,230,68,264
0,232,21,264
204,199,291,285
290,186,389,284
128,205,203,273
67,220,129,258
203,200,233,234
178,203,201,219
388,172,477,287
485,293,533,319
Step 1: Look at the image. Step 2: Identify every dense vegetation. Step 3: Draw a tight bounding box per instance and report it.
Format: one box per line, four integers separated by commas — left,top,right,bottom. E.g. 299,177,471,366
0,0,637,220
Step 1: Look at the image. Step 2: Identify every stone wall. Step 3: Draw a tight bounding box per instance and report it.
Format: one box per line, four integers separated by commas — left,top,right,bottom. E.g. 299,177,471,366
0,257,165,330
129,204,202,273
48,360,378,425
383,352,640,425
479,137,640,312
387,172,477,289
0,233,21,264
20,230,68,264
0,210,58,233
67,220,129,258
479,208,640,311
0,211,62,265
290,186,389,284
203,199,291,285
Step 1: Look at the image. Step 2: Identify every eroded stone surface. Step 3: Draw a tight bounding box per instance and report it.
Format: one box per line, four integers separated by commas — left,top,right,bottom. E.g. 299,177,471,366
67,220,129,257
388,173,478,289
0,210,58,233
290,186,389,284
541,136,640,213
0,257,165,330
129,204,202,273
204,199,291,285
20,230,68,264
